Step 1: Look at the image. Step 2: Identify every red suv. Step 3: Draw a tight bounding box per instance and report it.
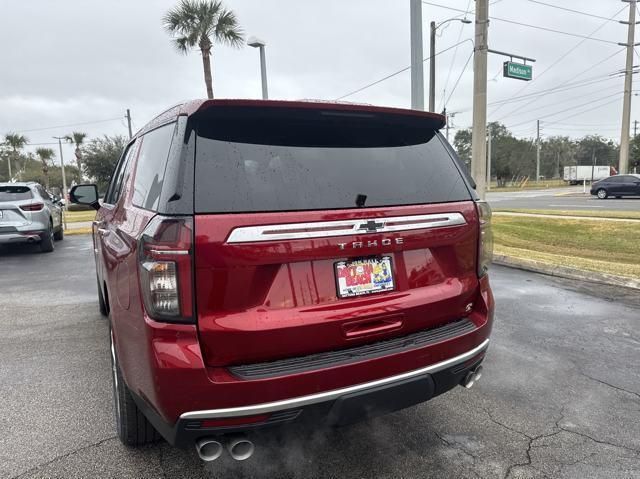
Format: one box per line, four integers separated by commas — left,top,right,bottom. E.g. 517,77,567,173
70,100,494,462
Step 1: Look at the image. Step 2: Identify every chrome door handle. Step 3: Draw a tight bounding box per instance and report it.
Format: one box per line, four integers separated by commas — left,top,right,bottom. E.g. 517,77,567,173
97,228,110,236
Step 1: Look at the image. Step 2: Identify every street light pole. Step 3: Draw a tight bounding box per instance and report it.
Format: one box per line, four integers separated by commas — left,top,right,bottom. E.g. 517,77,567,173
410,0,424,110
618,0,638,175
429,21,436,112
248,36,269,100
429,18,471,113
53,136,68,229
471,0,489,200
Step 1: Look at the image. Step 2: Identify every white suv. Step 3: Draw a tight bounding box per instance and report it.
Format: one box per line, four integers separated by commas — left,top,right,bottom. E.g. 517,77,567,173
0,182,64,252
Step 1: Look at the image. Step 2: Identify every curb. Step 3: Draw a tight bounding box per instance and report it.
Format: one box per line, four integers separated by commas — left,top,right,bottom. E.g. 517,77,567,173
65,228,92,236
493,254,640,291
493,212,640,222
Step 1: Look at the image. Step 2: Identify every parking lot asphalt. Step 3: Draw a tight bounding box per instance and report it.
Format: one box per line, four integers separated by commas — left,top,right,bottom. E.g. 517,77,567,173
487,188,640,211
1,235,639,479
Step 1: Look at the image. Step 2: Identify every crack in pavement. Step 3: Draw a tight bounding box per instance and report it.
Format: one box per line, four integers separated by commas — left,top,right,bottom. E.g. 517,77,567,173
500,404,640,479
433,431,482,479
580,371,640,401
9,436,118,479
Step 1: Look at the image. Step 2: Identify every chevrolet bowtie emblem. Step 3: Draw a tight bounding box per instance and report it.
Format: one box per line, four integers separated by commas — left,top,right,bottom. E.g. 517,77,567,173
358,220,385,232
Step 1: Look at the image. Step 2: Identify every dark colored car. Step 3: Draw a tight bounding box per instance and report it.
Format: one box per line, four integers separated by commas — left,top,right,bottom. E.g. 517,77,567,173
70,100,494,462
590,174,640,199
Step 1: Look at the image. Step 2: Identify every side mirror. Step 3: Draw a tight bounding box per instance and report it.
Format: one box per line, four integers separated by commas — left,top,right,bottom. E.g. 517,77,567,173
69,184,100,211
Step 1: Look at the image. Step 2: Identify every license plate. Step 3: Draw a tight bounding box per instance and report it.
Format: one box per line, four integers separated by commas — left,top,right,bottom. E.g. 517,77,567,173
335,256,394,298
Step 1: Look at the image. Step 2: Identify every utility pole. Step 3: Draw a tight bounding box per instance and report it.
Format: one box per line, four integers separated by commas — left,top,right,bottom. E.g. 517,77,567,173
125,109,133,140
429,21,436,112
618,0,638,175
410,0,425,110
634,119,638,137
536,120,541,182
53,136,68,229
443,108,449,140
486,126,492,191
471,0,489,199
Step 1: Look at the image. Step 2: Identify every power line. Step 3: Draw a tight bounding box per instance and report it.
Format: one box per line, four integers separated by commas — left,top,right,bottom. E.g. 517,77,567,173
542,96,625,128
439,0,472,112
527,1,622,22
452,71,624,113
492,39,627,120
506,92,624,129
444,48,474,108
11,117,123,134
421,1,619,44
335,39,473,100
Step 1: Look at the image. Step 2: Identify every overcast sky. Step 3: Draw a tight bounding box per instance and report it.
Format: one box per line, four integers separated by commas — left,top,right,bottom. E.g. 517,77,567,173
1,0,637,168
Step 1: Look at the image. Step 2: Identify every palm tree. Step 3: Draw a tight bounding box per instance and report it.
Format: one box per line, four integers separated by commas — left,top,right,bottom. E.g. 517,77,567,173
163,0,244,99
35,147,55,189
64,131,87,175
4,133,28,181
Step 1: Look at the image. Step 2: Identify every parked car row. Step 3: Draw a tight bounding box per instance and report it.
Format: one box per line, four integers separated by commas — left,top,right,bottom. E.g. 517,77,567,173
0,182,64,252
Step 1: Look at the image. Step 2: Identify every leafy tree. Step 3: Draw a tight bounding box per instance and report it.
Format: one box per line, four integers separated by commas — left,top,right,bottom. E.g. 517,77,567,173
573,135,618,170
453,129,471,168
163,0,244,99
82,135,128,192
35,147,55,189
18,156,81,191
64,131,87,175
3,133,28,180
630,134,640,172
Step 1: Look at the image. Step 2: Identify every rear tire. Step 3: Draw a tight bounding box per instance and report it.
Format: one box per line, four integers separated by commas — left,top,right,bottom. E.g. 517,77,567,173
40,222,55,253
109,325,160,447
597,188,608,199
54,226,64,241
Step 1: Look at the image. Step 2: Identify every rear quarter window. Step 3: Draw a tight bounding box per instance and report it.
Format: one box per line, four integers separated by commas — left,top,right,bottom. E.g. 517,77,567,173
132,123,176,211
0,186,33,202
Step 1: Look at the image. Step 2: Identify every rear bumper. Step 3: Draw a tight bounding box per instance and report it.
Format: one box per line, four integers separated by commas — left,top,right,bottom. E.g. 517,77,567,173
0,231,43,244
117,276,494,447
133,339,488,448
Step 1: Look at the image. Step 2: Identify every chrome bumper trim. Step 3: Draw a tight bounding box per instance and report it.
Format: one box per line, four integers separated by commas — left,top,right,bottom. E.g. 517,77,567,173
226,212,467,243
180,338,490,420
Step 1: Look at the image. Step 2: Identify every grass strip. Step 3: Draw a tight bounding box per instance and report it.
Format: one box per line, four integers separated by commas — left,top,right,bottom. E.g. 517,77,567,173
493,216,640,279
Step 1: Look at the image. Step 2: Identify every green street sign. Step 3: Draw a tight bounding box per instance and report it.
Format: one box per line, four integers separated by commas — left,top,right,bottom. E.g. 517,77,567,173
503,61,532,81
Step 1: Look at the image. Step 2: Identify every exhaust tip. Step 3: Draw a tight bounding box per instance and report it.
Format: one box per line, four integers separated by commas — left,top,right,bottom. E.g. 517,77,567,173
196,438,223,462
462,371,476,389
227,436,255,461
462,365,484,389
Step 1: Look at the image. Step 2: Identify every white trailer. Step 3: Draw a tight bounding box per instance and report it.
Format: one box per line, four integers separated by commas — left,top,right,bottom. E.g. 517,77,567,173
563,165,612,184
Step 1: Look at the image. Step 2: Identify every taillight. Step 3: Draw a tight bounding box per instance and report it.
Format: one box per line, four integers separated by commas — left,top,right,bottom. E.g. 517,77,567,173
20,203,44,212
138,215,194,323
476,201,493,277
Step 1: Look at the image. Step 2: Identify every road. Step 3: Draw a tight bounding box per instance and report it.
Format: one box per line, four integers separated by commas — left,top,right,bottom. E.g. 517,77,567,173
1,236,639,479
487,187,640,211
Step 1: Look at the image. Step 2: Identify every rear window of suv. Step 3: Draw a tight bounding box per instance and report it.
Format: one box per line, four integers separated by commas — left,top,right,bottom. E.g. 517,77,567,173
193,107,472,213
0,186,33,202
